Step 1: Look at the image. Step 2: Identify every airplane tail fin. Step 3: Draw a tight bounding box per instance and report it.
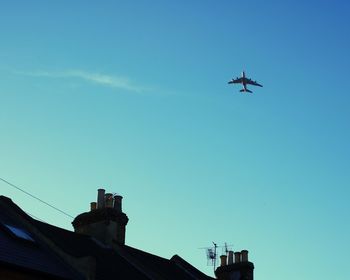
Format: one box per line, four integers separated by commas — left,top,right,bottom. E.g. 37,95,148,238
240,89,252,93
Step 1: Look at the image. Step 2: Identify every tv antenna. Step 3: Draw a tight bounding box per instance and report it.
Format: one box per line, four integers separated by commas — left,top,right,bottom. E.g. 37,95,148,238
222,242,233,255
199,242,233,272
204,242,218,270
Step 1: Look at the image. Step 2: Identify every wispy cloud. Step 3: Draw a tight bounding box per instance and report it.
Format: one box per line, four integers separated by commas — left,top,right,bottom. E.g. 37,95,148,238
16,70,149,93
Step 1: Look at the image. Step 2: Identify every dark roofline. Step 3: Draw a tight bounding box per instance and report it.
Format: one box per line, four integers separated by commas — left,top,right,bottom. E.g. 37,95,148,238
171,255,215,280
0,195,83,244
72,208,128,228
117,245,215,280
0,195,86,280
0,195,215,280
0,196,33,223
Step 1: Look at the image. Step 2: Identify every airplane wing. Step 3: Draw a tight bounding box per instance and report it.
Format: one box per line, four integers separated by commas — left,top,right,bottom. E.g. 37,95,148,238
228,77,243,84
246,79,263,87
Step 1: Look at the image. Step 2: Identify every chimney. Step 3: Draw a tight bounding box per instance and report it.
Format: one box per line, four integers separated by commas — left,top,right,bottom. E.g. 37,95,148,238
241,250,249,262
113,195,123,212
215,249,254,280
228,251,234,265
220,255,227,267
72,189,129,247
97,188,105,209
90,202,97,211
234,252,241,263
105,193,113,208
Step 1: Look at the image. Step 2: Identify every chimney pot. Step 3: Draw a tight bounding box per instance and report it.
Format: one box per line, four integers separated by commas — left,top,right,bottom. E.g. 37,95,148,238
90,202,97,211
220,255,227,267
105,193,113,208
228,251,234,265
241,250,249,262
97,188,105,209
234,252,241,263
113,195,123,212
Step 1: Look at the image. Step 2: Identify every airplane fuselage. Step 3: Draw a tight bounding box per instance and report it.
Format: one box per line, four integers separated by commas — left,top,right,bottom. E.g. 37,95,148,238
240,71,250,93
228,70,262,93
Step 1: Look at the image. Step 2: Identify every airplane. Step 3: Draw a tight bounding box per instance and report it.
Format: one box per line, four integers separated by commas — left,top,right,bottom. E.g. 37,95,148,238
228,71,263,93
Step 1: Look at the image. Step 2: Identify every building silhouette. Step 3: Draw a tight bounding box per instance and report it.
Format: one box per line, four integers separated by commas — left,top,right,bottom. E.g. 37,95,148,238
0,189,254,279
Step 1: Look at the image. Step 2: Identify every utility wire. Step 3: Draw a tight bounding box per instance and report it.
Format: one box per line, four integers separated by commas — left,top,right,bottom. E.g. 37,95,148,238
0,177,74,219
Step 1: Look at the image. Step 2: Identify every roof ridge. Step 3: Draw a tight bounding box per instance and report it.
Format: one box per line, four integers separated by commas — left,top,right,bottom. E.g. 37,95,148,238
122,244,170,261
171,255,215,280
0,195,33,222
0,195,84,239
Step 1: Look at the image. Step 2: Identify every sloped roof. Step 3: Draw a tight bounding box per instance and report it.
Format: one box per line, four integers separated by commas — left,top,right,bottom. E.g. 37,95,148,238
0,195,215,280
34,220,214,280
32,220,150,279
0,196,83,279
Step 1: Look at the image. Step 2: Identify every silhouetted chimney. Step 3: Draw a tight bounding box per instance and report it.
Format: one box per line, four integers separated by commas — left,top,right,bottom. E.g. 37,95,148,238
220,255,227,267
97,188,105,209
105,193,113,208
228,251,234,265
215,249,254,280
72,189,129,246
241,250,249,262
90,202,97,211
113,195,122,212
234,252,241,263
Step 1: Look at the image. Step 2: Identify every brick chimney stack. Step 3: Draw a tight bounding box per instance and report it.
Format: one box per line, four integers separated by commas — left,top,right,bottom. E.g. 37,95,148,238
215,250,254,280
72,189,129,246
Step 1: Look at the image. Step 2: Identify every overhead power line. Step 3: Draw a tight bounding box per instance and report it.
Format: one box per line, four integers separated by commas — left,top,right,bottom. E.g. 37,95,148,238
0,177,74,219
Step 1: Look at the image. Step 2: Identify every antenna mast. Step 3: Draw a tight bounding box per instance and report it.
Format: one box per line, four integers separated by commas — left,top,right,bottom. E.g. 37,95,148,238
200,242,233,273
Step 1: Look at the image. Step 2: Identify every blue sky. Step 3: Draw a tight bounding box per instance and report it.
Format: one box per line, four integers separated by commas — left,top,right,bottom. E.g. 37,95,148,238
1,1,349,279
